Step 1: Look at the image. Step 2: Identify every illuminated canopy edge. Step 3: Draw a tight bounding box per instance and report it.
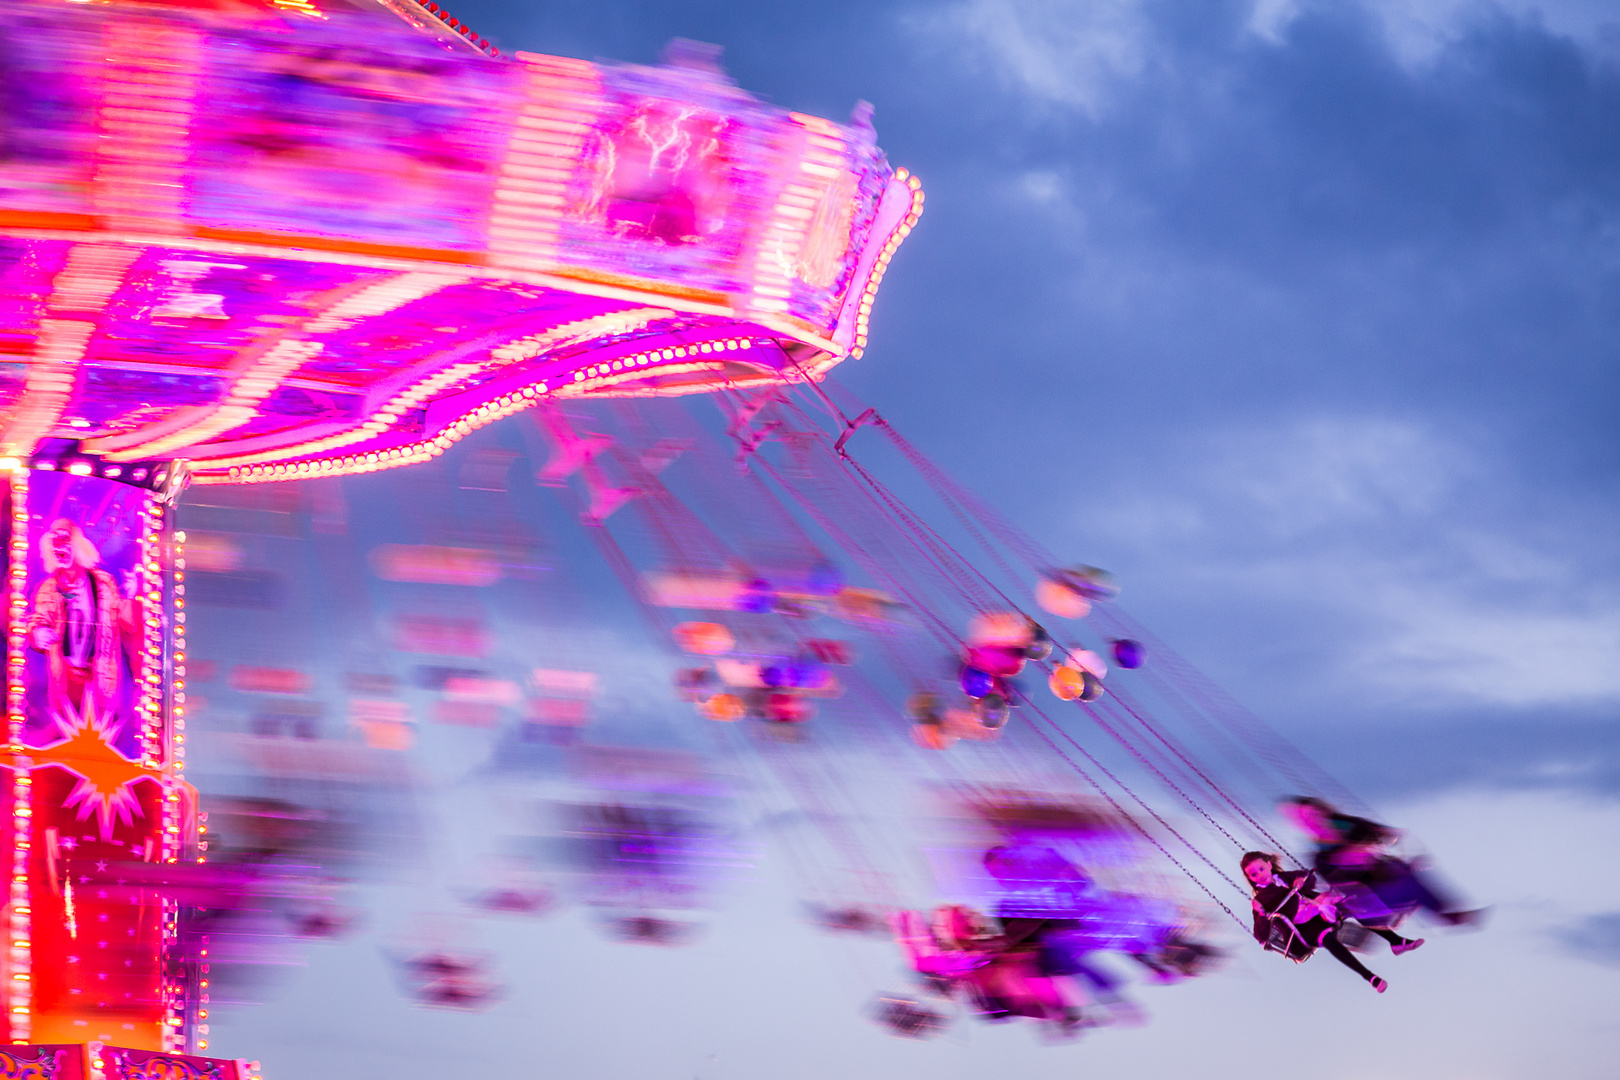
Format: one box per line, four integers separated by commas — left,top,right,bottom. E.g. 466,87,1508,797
0,1,923,483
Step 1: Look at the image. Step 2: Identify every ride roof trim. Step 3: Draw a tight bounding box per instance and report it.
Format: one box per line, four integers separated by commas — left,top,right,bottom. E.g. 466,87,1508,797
0,0,922,484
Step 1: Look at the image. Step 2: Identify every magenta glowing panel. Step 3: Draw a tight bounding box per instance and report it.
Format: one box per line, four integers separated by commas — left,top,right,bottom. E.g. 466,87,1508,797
0,0,922,484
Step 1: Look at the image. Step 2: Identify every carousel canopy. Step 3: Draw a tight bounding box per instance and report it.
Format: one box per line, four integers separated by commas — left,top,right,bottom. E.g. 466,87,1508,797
0,0,921,485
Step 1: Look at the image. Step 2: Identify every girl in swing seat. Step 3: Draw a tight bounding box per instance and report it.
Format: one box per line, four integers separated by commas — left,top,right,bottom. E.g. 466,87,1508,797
1241,852,1403,993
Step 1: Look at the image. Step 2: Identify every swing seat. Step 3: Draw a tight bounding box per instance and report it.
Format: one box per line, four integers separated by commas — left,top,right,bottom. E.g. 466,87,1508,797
1259,916,1316,962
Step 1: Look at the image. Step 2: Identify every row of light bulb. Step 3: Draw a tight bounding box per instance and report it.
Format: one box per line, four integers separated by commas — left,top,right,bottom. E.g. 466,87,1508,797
6,468,29,1044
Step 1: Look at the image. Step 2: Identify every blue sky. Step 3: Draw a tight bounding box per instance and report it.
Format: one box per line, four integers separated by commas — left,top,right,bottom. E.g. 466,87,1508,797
200,1,1620,1076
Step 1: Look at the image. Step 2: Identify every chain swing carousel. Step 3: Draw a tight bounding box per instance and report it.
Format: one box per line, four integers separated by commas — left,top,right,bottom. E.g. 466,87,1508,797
0,0,1487,1068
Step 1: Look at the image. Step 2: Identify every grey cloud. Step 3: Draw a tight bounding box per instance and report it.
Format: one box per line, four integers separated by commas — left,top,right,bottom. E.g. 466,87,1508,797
1554,911,1620,965
1298,709,1620,800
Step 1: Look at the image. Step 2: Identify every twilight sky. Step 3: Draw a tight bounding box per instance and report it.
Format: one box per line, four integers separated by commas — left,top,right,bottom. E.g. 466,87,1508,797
200,1,1620,1077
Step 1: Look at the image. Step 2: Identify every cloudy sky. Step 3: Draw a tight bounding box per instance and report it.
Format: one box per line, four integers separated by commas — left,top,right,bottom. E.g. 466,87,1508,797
202,0,1620,1076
